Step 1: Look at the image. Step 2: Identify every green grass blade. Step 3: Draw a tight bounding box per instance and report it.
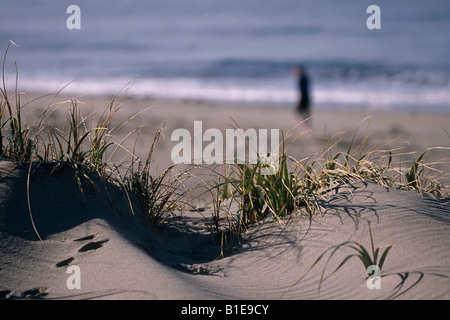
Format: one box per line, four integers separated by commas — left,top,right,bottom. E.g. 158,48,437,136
378,245,394,270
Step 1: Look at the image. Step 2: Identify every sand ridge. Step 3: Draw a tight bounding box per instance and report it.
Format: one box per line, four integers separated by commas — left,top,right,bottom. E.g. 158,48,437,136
1,159,449,300
1,95,449,300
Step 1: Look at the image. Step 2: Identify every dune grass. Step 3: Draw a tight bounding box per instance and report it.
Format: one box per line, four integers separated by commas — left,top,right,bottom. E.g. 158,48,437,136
281,220,394,298
199,117,449,249
123,122,194,227
1,40,449,250
1,41,191,235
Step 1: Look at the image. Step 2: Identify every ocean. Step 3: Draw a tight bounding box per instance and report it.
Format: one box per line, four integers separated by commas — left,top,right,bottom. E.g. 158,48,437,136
1,0,450,112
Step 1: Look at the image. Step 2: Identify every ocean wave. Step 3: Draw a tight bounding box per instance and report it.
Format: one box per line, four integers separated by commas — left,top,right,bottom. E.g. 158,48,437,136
12,74,450,112
137,59,450,88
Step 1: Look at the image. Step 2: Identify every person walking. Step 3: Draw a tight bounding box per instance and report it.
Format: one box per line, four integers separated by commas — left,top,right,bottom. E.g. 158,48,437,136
294,65,312,133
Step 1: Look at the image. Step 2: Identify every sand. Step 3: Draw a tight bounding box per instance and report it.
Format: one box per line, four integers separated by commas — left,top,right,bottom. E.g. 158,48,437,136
1,93,449,301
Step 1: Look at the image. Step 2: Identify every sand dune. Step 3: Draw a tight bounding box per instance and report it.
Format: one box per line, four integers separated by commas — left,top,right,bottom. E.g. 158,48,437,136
1,159,449,300
1,96,449,301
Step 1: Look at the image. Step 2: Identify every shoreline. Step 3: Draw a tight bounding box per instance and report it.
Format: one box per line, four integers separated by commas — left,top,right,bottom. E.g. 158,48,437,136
22,89,450,114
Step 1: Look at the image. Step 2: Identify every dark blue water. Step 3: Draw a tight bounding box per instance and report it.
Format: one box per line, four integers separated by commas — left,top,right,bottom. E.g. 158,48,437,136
1,0,450,111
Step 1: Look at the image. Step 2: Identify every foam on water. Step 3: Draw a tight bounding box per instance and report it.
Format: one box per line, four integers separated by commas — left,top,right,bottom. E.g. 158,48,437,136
1,0,450,112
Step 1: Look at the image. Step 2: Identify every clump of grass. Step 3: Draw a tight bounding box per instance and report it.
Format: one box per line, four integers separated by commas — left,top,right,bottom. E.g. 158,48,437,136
398,148,448,197
282,220,393,298
299,119,393,194
124,123,192,227
201,128,323,246
202,116,448,253
298,117,449,199
1,41,191,237
207,119,387,241
233,153,298,226
1,41,34,161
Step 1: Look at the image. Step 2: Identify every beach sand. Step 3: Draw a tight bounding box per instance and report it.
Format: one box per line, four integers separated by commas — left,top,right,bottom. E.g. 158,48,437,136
1,92,449,300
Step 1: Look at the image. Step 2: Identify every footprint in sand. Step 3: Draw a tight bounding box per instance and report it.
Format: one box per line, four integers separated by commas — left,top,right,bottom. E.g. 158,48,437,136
78,239,109,253
55,257,75,268
55,235,108,268
73,234,96,242
1,287,49,300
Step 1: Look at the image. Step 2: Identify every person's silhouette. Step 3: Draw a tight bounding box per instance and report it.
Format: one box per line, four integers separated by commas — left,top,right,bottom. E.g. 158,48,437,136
294,65,312,133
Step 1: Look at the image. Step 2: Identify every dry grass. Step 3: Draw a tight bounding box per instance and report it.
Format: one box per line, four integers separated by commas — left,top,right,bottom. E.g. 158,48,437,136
1,40,448,249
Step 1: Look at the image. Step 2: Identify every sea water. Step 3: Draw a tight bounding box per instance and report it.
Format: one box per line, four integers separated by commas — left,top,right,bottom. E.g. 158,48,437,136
1,0,450,112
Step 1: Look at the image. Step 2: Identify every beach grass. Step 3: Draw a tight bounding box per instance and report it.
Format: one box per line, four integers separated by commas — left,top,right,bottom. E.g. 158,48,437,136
197,117,449,249
1,41,449,251
123,122,195,227
281,220,394,298
1,41,194,235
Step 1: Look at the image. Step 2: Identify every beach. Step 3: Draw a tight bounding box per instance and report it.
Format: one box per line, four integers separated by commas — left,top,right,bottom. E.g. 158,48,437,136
2,0,450,307
1,92,449,300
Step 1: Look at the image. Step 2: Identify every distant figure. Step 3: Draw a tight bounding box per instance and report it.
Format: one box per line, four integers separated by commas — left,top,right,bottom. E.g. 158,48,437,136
294,65,312,133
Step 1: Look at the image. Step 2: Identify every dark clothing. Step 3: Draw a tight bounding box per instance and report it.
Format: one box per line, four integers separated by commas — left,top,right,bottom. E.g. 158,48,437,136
297,74,310,116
